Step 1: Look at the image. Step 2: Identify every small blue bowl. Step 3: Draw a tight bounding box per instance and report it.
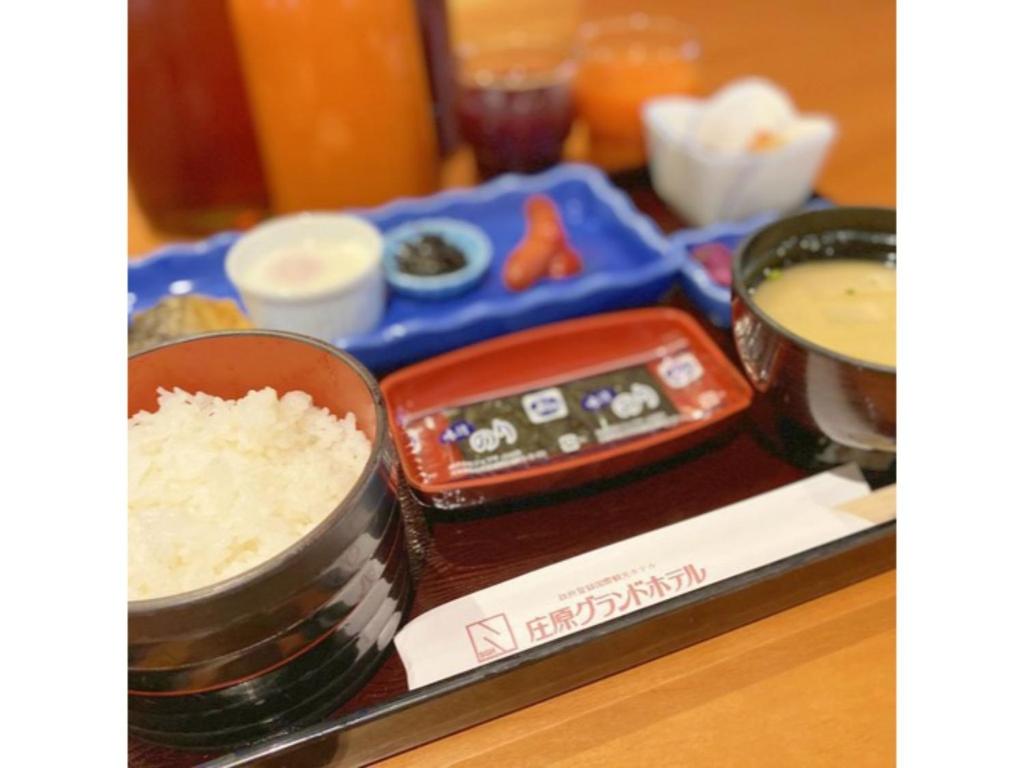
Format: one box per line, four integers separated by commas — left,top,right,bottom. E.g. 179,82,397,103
382,218,493,300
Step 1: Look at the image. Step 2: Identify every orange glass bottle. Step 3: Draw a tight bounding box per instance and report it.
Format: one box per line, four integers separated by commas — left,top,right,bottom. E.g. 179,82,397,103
228,0,440,213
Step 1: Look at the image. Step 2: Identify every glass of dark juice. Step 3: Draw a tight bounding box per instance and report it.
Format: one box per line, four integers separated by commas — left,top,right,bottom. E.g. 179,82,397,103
456,34,576,179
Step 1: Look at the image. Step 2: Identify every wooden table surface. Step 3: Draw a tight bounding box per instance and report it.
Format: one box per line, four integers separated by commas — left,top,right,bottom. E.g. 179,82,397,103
378,572,895,768
127,1,895,765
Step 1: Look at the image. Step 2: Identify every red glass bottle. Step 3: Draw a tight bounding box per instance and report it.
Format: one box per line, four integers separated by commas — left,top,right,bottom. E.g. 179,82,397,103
128,0,268,234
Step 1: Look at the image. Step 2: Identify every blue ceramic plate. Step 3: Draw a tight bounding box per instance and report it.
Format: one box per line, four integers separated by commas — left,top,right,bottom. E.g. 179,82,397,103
382,217,493,300
129,165,676,373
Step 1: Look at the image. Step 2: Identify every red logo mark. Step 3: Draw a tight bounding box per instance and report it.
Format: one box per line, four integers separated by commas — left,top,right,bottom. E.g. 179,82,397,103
465,613,519,663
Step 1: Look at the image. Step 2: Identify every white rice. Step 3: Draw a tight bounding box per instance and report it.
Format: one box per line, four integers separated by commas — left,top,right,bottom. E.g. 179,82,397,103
128,387,371,601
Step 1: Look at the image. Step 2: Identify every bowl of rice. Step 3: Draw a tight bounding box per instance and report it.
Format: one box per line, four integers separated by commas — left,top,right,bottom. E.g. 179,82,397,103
128,331,410,749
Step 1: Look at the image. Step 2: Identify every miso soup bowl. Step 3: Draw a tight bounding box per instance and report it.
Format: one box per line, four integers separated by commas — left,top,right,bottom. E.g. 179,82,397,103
731,207,896,469
128,331,410,749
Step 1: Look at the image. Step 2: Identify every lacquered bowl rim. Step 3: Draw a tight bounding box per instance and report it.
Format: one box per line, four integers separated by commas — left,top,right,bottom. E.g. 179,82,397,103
732,206,897,376
127,330,389,616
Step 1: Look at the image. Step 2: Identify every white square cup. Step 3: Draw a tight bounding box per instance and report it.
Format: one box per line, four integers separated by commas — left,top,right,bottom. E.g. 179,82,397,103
643,96,837,227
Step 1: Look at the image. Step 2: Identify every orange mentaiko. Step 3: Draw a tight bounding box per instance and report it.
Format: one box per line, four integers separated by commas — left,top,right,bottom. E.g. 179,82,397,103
574,15,700,170
228,0,440,213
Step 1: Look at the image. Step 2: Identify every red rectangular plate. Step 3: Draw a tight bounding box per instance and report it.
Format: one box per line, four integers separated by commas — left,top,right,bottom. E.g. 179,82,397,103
381,307,754,509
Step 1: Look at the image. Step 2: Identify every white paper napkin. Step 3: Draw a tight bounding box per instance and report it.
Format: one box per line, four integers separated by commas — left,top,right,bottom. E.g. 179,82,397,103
395,464,877,689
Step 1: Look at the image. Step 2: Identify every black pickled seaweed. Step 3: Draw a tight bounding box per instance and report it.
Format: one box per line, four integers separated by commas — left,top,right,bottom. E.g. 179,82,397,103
395,234,468,276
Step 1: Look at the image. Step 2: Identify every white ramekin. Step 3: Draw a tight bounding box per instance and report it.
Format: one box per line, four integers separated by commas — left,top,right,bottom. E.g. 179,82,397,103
225,213,385,343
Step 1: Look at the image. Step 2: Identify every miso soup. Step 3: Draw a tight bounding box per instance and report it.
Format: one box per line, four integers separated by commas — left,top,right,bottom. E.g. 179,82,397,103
753,259,896,367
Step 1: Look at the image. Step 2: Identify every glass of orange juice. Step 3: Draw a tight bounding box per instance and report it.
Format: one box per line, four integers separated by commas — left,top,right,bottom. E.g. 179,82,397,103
228,0,440,213
574,14,700,171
